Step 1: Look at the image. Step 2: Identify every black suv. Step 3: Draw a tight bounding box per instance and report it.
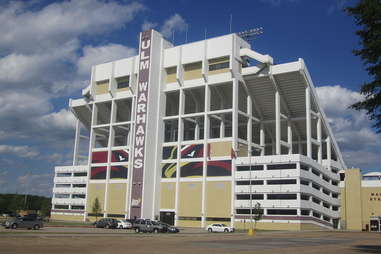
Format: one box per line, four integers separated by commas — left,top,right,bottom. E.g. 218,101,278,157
94,218,119,229
133,219,171,233
4,216,43,230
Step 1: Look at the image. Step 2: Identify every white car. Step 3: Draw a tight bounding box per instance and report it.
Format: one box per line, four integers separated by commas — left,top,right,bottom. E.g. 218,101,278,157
117,219,132,229
206,223,234,233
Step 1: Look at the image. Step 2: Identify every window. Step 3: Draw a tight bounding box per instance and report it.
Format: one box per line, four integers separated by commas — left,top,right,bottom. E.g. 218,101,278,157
72,194,86,199
267,179,296,185
166,67,177,83
236,209,250,214
312,197,320,204
54,205,69,209
236,180,264,185
323,202,330,209
208,56,229,72
301,180,309,186
55,184,71,188
252,194,264,200
312,211,321,218
56,173,71,177
322,188,330,196
71,205,85,210
301,209,310,216
73,184,86,188
267,209,297,215
322,175,330,182
116,76,129,89
237,194,250,200
300,164,310,171
178,217,201,221
55,194,70,198
73,172,87,177
311,168,320,176
332,206,339,211
332,181,339,186
332,193,339,198
301,194,310,200
267,163,296,170
312,183,320,190
267,194,297,200
236,165,264,171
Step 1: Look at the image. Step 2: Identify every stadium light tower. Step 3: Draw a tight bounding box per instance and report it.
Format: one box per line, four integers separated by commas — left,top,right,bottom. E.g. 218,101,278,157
237,27,264,42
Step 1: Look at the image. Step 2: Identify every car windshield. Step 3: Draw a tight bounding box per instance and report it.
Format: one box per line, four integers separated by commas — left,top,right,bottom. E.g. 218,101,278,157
221,224,227,227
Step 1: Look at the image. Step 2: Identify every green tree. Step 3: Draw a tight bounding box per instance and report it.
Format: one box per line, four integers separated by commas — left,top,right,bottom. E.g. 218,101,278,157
346,0,381,132
92,197,101,221
252,202,263,230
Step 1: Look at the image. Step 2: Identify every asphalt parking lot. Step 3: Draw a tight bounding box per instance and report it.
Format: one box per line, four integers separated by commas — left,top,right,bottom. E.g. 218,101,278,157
0,227,380,254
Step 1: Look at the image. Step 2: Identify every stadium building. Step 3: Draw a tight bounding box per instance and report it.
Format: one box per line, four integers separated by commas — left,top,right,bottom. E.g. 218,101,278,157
340,169,381,232
51,29,346,230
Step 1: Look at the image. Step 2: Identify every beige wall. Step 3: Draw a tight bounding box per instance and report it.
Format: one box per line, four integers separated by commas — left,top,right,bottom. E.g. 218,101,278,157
86,183,106,214
184,62,202,80
178,182,202,217
342,168,363,230
177,220,201,227
361,187,381,228
166,67,177,83
95,80,109,95
50,214,84,222
160,182,176,210
237,143,248,157
208,56,229,75
235,221,300,231
106,183,127,215
205,181,231,218
210,141,231,157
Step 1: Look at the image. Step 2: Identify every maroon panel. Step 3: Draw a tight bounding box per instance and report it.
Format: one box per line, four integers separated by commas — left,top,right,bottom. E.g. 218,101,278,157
130,30,152,219
91,151,108,164
111,149,129,162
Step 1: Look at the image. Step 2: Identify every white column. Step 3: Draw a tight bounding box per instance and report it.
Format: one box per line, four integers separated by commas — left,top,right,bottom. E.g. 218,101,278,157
306,86,312,158
73,119,81,166
326,136,331,165
247,95,252,156
202,84,210,227
195,122,200,140
219,120,225,138
275,90,281,155
260,123,265,156
317,116,322,164
174,88,184,226
104,100,116,217
287,121,293,155
231,79,239,227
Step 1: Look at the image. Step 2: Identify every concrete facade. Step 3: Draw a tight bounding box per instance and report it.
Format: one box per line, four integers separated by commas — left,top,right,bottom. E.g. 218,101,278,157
51,29,346,230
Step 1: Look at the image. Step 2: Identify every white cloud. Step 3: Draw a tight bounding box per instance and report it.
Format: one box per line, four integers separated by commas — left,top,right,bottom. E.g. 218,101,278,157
39,109,77,130
0,145,39,158
0,0,144,53
160,14,187,38
77,44,137,76
142,20,158,31
316,85,381,171
17,173,53,196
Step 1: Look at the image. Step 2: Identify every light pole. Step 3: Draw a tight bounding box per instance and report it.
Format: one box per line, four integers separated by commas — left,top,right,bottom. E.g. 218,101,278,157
248,148,253,235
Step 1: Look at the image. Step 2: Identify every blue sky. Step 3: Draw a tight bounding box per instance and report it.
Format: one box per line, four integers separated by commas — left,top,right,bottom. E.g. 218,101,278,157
0,0,379,197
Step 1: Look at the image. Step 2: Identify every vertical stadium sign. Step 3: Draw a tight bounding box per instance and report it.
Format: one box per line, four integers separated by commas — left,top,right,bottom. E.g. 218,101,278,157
130,30,152,218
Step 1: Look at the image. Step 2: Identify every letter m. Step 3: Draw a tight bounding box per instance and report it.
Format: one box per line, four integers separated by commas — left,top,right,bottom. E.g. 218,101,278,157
140,60,149,70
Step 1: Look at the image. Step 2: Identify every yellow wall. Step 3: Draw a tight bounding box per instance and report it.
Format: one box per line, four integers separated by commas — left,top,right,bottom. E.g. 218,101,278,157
177,220,201,227
178,182,202,217
86,183,106,213
237,143,248,157
235,221,300,231
360,187,381,229
210,141,231,157
95,80,109,95
160,182,176,210
184,62,202,80
166,67,177,83
206,181,231,218
208,56,229,75
342,169,363,230
106,183,127,215
50,214,84,222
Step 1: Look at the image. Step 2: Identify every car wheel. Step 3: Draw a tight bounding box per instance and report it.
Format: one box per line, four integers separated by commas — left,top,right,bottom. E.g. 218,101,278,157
33,224,40,230
224,228,228,233
11,224,17,229
105,224,110,229
208,228,212,232
135,228,140,233
153,228,159,233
